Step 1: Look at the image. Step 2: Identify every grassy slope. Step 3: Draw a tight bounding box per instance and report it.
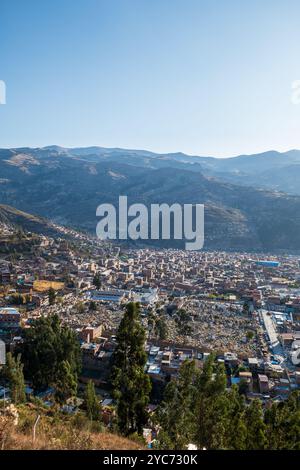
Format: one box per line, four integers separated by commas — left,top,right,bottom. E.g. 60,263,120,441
0,404,144,450
0,204,60,236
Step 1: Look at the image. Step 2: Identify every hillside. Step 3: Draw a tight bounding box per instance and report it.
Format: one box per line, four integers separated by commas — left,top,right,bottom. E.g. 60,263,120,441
0,204,63,237
0,146,300,251
0,404,143,450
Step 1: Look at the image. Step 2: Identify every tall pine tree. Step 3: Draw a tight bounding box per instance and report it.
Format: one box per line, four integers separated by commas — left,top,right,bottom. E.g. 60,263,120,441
245,399,267,450
5,353,26,404
111,302,151,436
21,314,81,393
85,380,102,422
156,360,198,449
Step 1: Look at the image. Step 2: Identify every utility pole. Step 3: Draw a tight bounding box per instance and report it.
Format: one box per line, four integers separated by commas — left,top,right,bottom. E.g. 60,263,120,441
32,414,41,446
0,341,6,414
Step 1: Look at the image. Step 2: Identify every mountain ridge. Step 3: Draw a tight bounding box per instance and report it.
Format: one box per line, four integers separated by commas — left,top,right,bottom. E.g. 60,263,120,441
0,146,300,251
2,145,299,194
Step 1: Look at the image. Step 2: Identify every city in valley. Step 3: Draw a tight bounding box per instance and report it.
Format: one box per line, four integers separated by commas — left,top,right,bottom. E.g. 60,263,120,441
0,219,300,448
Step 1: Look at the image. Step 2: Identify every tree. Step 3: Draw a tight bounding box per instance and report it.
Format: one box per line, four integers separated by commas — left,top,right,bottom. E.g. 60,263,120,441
211,363,227,395
226,385,247,450
175,309,192,336
154,352,300,450
48,287,56,305
89,301,97,311
155,317,168,340
245,399,267,450
76,301,85,314
238,378,249,395
22,314,81,394
265,391,300,449
156,360,198,449
4,352,26,404
197,354,214,393
281,392,300,450
246,330,255,341
93,273,101,290
195,356,236,450
202,393,231,449
85,380,102,421
157,358,231,450
55,360,78,404
147,311,155,336
111,302,151,435
9,294,24,305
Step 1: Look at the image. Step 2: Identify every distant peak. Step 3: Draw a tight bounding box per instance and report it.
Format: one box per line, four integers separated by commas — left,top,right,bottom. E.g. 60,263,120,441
42,145,67,152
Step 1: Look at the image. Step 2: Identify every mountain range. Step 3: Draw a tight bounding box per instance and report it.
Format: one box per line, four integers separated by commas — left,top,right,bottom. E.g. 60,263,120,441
0,145,300,251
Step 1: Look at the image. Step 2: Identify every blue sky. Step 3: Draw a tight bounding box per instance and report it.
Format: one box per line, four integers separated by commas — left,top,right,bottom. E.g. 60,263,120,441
1,0,300,156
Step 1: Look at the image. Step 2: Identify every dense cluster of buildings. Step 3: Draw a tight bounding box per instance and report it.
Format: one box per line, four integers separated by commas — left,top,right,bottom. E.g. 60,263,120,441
1,226,300,408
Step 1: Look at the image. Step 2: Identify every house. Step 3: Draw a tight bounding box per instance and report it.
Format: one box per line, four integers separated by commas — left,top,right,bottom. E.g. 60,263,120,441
295,371,300,385
224,352,239,367
280,332,300,348
239,371,253,392
132,288,159,306
161,351,172,366
80,325,103,343
248,357,259,372
0,271,11,284
258,374,269,394
88,289,126,304
0,307,21,328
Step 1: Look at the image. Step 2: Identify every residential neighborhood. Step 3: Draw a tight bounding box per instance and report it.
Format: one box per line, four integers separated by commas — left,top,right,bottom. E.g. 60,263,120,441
1,226,300,439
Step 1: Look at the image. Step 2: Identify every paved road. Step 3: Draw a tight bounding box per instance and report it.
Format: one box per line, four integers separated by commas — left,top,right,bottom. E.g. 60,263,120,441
261,310,280,349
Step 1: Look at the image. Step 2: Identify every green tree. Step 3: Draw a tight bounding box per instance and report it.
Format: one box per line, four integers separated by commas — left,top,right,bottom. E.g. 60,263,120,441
245,399,267,450
203,393,231,449
84,380,102,421
4,352,26,404
153,355,300,450
55,360,78,403
226,385,247,450
9,294,24,305
265,391,300,449
238,378,249,395
93,273,101,290
111,302,151,436
175,309,192,336
76,301,85,314
211,363,227,395
197,354,214,393
156,360,198,449
195,357,231,449
48,287,56,305
246,330,255,341
282,392,300,450
155,317,168,340
89,301,97,311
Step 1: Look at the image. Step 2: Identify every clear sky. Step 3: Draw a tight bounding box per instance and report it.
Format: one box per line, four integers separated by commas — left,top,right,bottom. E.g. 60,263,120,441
1,0,300,156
